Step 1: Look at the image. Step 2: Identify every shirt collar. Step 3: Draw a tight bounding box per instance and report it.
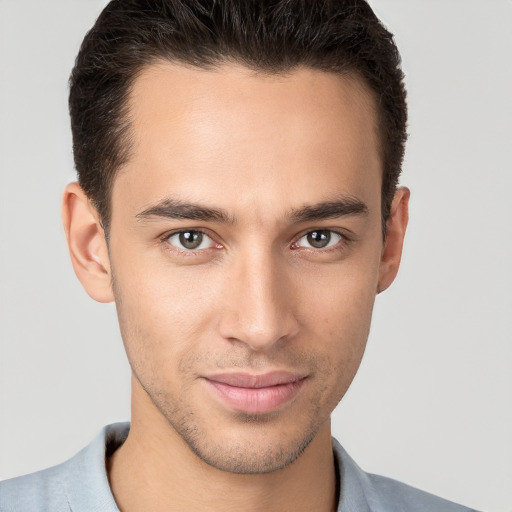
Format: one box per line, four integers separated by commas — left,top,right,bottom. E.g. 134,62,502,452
60,423,372,512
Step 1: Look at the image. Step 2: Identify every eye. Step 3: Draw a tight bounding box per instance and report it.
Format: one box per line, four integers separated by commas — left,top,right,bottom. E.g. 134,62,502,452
166,230,216,251
294,230,343,250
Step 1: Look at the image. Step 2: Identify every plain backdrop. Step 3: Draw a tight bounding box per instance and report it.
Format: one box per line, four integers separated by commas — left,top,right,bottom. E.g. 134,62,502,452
0,1,511,511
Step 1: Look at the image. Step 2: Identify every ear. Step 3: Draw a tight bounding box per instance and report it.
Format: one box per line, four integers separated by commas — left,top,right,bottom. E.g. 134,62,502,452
378,186,410,293
62,182,114,303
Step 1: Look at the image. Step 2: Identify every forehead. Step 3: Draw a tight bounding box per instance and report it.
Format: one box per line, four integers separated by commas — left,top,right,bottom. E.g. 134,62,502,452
113,62,381,222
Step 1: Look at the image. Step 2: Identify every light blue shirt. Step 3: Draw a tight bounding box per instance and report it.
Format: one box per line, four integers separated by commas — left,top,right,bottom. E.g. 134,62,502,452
0,423,479,511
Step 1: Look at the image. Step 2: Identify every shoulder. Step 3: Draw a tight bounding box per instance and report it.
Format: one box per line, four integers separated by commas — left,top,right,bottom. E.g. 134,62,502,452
0,463,70,512
332,438,480,512
362,472,479,512
0,423,128,512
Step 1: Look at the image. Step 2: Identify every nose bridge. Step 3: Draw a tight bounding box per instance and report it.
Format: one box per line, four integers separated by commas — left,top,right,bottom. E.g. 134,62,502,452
219,245,298,351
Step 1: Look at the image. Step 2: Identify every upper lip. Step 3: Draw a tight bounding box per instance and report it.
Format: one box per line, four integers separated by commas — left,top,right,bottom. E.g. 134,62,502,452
204,371,307,389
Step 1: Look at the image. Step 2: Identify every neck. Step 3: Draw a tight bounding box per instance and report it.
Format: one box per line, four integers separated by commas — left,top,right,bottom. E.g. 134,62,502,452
108,383,338,512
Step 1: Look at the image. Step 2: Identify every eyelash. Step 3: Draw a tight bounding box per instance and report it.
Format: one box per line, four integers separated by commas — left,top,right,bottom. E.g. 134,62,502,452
160,229,221,255
291,230,348,253
160,228,351,256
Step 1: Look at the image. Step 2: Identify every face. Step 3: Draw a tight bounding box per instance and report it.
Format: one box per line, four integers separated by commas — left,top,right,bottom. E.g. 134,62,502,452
101,63,391,473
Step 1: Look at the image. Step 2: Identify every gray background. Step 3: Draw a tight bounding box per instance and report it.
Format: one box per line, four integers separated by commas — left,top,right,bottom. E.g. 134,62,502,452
0,1,511,511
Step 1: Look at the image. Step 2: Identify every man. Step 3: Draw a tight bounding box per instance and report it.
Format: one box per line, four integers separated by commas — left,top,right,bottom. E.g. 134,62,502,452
0,1,481,511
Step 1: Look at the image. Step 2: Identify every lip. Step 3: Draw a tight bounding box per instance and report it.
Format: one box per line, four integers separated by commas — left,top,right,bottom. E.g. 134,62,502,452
202,371,307,414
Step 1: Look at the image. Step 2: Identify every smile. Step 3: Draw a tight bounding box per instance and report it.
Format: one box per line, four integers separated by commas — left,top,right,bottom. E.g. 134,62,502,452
202,372,308,414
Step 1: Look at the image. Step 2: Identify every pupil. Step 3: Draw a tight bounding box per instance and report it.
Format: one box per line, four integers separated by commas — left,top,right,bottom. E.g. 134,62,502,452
307,230,330,248
179,231,203,249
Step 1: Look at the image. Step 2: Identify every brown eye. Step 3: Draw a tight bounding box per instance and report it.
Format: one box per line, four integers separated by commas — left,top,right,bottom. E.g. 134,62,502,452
296,230,342,250
167,230,210,250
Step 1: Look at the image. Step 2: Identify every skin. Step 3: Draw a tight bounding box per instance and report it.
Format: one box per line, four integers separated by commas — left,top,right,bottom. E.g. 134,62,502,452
62,62,409,512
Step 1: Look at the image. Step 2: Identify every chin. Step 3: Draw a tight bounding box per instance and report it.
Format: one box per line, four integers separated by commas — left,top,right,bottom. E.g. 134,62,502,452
163,405,323,474
186,430,318,474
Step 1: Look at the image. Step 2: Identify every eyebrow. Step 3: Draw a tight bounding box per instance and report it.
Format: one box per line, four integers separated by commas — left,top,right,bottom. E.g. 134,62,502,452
289,196,369,223
135,195,368,224
136,199,235,224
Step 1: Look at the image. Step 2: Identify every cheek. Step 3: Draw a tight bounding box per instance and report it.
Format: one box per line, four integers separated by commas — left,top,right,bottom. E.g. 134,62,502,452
111,253,222,381
297,255,379,336
294,256,380,384
307,293,373,415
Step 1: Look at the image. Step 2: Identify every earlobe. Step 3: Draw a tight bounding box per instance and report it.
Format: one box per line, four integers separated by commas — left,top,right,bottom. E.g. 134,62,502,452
378,187,410,293
62,182,114,303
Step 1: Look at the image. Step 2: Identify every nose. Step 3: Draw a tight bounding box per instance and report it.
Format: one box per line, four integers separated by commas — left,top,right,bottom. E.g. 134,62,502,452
218,250,300,352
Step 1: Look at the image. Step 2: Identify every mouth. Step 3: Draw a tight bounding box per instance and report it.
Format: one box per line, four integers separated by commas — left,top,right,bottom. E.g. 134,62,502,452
202,371,308,414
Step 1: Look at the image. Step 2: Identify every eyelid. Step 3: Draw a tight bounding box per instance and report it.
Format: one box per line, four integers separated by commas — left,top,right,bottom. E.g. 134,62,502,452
291,228,349,250
161,228,222,253
159,227,352,254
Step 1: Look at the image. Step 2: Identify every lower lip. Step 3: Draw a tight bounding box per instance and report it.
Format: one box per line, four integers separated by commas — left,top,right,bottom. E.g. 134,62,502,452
204,378,306,414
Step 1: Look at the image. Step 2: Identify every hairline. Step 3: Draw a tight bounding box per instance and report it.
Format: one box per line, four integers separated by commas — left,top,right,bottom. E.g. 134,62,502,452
99,57,388,239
